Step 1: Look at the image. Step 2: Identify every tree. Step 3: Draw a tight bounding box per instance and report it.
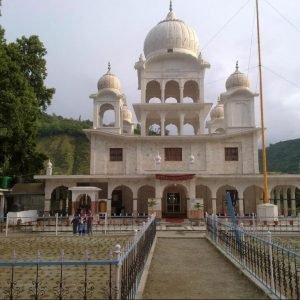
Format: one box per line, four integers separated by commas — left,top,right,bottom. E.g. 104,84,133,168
0,28,54,177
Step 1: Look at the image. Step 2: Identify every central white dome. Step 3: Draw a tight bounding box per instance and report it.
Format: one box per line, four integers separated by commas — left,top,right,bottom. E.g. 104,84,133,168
143,7,200,59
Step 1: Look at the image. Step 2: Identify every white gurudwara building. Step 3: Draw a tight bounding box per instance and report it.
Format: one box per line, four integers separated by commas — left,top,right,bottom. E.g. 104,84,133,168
35,4,299,219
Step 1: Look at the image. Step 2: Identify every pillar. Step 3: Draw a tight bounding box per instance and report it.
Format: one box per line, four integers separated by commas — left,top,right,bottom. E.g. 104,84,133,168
141,113,146,136
133,198,137,217
179,113,184,136
161,114,165,136
107,199,112,217
212,198,217,215
290,187,296,217
161,88,165,103
44,199,51,216
274,188,281,216
179,86,184,103
238,198,244,217
283,187,288,217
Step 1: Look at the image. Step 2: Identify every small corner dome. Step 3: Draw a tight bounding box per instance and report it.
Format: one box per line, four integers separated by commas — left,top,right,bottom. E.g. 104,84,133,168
143,4,199,59
97,64,121,91
122,106,132,122
225,62,249,90
210,100,224,120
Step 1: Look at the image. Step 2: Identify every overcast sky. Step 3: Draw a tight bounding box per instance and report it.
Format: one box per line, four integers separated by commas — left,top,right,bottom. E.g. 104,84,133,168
1,0,300,145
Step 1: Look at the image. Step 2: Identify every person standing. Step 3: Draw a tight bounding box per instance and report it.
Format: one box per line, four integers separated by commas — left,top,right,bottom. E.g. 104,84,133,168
71,213,79,235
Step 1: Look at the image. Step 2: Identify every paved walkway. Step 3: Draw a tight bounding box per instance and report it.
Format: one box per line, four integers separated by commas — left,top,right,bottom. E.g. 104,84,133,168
142,232,268,299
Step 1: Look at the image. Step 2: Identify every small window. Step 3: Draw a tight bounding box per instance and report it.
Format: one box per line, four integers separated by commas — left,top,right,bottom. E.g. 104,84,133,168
110,148,123,161
165,148,182,161
225,147,238,161
167,49,173,53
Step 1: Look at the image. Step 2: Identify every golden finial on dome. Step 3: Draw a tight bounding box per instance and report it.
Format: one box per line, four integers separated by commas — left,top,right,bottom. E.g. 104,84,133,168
235,61,239,71
108,62,111,72
169,0,173,12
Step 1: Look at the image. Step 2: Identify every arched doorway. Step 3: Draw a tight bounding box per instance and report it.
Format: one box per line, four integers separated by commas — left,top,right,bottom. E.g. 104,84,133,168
216,185,238,216
196,185,212,214
77,194,92,211
244,185,263,215
50,186,71,216
137,185,155,216
162,184,188,218
111,185,133,216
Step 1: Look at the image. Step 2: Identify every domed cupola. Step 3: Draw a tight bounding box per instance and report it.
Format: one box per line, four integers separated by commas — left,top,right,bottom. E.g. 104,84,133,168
143,1,200,59
210,98,224,120
97,63,121,92
225,62,249,91
122,105,133,123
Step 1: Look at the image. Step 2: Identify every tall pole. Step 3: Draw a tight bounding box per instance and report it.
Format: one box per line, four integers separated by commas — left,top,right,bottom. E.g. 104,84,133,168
256,0,269,203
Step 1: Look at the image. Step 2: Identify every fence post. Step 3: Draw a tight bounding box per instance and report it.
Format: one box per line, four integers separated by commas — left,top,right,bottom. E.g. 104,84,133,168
113,244,122,300
267,231,275,291
104,213,108,235
5,215,9,237
55,213,58,236
240,223,245,267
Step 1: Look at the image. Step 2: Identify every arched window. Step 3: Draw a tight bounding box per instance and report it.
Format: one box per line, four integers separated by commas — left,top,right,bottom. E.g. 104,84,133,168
184,80,199,102
146,81,161,103
165,123,178,136
165,80,180,103
100,103,115,127
183,123,195,135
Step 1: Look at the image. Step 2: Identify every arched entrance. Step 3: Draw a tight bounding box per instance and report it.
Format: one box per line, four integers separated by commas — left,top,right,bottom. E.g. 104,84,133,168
50,186,71,216
196,184,212,214
162,184,188,218
78,194,92,211
137,185,155,216
244,185,263,215
216,185,238,216
111,185,133,216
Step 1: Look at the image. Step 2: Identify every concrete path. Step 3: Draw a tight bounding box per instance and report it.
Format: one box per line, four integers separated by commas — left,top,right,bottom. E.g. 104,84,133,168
142,233,268,299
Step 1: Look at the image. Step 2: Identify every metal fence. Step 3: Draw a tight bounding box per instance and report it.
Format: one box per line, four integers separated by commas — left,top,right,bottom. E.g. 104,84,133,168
206,215,300,299
0,215,150,236
0,215,156,299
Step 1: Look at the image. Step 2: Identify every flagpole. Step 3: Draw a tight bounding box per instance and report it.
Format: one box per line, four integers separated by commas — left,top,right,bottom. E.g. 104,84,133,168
255,0,269,203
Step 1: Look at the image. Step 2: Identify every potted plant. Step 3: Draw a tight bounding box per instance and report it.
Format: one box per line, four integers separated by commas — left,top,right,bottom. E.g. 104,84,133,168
194,202,204,225
148,198,157,216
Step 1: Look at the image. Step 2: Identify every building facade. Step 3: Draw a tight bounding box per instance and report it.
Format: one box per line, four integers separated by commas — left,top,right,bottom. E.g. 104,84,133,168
35,5,299,219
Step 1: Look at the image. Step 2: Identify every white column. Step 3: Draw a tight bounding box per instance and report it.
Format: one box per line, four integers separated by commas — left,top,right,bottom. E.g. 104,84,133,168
115,103,120,128
275,188,281,216
141,112,146,136
179,86,184,103
283,187,288,217
161,114,165,136
133,198,137,217
290,186,296,217
93,102,99,128
238,198,244,217
212,198,217,215
107,199,112,217
44,199,51,216
161,88,165,103
179,113,184,136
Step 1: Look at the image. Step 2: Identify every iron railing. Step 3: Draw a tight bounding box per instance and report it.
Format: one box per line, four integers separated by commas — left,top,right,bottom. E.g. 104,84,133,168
206,215,300,299
0,216,157,299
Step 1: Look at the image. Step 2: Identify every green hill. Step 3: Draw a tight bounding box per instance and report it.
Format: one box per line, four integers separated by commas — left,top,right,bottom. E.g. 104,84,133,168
36,113,91,175
260,139,300,174
36,113,300,175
